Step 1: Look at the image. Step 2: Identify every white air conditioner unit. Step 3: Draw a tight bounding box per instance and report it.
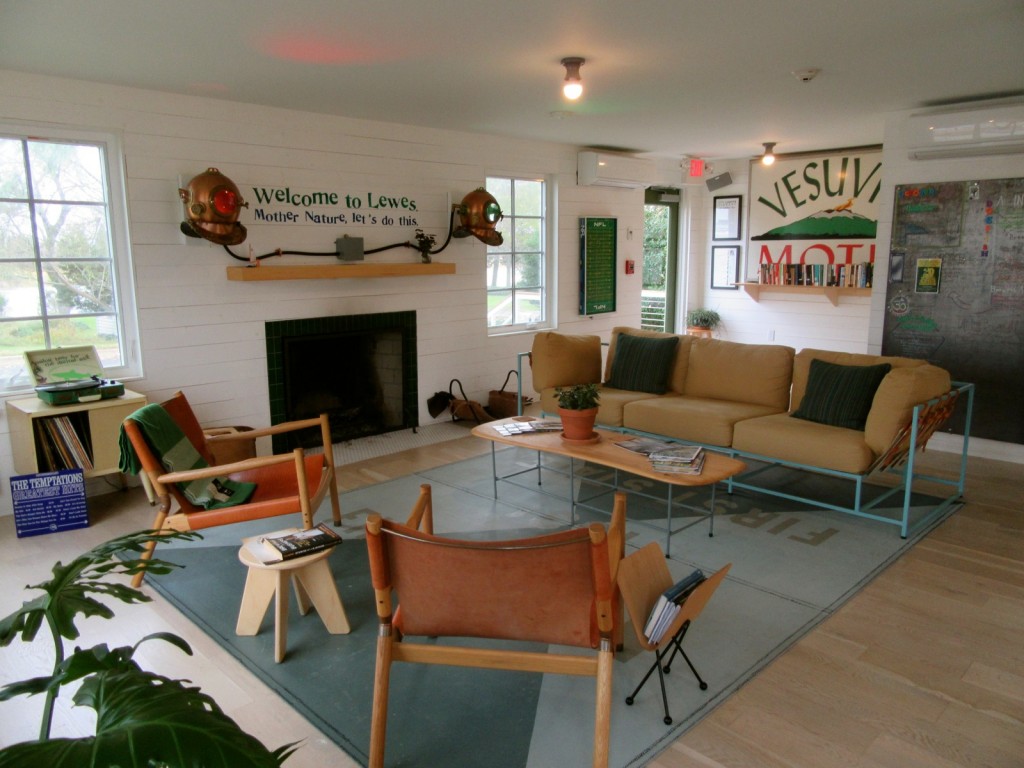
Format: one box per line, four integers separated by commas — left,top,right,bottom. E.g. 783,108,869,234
905,103,1024,160
577,151,655,188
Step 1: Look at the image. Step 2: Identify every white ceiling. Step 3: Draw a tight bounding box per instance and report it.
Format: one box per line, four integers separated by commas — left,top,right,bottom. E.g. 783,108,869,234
2,0,1022,161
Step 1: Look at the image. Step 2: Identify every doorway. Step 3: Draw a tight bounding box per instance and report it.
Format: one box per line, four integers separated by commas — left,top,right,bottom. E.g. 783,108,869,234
642,188,680,332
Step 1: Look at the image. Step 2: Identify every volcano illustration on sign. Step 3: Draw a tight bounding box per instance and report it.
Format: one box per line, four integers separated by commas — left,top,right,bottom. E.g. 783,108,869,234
752,200,877,240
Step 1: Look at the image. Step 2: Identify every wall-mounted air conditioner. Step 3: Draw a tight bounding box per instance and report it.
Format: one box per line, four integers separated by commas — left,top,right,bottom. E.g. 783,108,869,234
905,103,1024,160
577,151,655,188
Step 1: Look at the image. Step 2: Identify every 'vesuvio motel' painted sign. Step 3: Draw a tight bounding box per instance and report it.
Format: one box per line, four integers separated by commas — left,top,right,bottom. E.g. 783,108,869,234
748,147,882,277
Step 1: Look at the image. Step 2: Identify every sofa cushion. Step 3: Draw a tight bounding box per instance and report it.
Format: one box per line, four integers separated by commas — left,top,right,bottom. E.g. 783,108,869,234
791,359,892,430
684,338,794,410
592,387,662,427
606,332,679,394
864,364,952,454
531,331,602,392
733,412,877,474
791,348,924,412
624,396,782,447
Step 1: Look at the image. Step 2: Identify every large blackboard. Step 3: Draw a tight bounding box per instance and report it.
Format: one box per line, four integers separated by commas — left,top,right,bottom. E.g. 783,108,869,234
882,177,1024,443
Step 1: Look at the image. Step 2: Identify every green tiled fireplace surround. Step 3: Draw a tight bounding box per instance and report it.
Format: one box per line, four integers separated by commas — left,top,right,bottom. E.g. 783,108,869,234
266,311,418,452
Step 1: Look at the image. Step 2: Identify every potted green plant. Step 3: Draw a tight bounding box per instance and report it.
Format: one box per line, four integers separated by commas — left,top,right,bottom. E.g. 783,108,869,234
554,382,600,441
685,307,721,333
0,529,297,768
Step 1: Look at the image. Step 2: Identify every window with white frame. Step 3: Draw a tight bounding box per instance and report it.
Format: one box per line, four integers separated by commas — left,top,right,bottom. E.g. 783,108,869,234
485,175,552,332
0,127,140,393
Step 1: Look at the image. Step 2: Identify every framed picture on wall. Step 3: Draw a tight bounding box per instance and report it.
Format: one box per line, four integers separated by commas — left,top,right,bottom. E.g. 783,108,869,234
713,195,742,240
711,246,740,289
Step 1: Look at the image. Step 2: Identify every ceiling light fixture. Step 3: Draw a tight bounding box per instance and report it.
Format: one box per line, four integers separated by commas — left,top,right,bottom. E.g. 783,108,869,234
561,57,585,100
761,142,777,166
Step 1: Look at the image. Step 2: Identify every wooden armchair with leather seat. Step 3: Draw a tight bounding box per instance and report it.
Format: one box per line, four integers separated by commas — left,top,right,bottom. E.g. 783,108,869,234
365,490,626,768
120,391,341,587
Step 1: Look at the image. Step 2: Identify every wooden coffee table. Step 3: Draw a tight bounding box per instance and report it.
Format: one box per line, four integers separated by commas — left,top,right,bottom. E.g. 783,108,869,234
472,417,746,556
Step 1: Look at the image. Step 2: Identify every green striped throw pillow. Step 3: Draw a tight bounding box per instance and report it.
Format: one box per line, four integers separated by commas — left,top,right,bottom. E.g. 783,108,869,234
607,333,679,394
791,359,892,430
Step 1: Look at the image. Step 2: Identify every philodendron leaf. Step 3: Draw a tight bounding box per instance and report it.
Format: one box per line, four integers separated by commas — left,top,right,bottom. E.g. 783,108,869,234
0,529,200,646
1,634,194,702
0,667,297,768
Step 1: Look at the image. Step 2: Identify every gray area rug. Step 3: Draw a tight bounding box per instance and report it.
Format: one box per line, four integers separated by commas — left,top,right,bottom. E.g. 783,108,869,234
146,448,956,767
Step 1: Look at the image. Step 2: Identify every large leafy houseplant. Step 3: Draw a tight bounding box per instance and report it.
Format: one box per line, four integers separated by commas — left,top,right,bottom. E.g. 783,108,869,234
0,529,297,768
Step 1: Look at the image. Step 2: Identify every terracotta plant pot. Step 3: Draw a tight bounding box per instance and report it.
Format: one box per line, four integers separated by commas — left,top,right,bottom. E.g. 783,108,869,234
559,407,598,441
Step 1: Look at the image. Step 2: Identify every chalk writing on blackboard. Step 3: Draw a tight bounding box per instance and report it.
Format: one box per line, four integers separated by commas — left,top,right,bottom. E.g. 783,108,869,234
883,176,1024,444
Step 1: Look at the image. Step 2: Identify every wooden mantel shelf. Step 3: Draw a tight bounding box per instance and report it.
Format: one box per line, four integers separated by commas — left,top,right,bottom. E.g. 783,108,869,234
737,282,871,307
226,262,456,281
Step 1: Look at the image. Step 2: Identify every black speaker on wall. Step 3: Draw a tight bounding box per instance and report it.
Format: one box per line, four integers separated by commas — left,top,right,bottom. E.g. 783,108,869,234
705,172,733,192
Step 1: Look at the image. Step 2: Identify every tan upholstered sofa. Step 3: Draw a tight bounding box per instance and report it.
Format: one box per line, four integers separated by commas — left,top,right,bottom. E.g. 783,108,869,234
528,327,971,535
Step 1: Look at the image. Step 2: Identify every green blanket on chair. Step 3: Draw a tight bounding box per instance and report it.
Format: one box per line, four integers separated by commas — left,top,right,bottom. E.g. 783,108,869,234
119,404,257,510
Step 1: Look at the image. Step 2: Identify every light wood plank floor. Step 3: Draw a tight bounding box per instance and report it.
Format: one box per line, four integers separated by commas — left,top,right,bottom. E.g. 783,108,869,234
1,438,1021,767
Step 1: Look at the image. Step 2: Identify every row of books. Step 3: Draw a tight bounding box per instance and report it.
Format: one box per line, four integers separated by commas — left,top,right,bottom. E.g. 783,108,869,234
33,416,94,472
242,522,343,564
756,261,873,288
643,569,706,644
615,437,705,475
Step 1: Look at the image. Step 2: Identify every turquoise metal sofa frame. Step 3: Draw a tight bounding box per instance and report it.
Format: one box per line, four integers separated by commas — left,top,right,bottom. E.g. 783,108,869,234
719,381,974,538
516,351,975,539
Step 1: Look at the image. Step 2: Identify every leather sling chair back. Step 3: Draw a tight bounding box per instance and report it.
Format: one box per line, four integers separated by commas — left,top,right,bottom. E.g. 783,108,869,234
121,391,341,587
365,490,626,768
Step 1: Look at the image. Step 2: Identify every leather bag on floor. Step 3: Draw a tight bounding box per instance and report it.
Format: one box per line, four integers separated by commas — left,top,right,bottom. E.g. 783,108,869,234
447,379,492,423
488,370,531,419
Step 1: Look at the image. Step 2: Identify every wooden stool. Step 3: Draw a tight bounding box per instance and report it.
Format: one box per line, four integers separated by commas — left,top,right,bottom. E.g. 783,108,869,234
236,545,350,663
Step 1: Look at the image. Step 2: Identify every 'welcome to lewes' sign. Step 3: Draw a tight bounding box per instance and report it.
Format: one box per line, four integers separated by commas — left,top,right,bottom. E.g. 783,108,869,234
244,184,424,228
748,148,882,277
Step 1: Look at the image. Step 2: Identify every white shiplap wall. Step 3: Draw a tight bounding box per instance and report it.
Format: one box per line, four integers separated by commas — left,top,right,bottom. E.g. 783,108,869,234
685,159,873,352
0,70,646,516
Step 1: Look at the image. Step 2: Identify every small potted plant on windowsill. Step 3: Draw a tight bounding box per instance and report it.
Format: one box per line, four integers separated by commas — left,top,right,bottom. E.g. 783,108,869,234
685,308,721,336
554,382,600,442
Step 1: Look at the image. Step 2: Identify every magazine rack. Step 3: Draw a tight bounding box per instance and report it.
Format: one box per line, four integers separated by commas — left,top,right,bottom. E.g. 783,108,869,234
617,542,731,724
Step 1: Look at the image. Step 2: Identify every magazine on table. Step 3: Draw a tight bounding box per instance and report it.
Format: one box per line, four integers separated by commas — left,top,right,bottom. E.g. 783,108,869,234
492,419,562,436
242,522,342,564
649,447,705,475
613,436,676,456
647,445,703,464
643,568,706,643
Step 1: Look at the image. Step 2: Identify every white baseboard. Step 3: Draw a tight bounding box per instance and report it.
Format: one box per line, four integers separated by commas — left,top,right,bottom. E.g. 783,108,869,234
929,432,1024,464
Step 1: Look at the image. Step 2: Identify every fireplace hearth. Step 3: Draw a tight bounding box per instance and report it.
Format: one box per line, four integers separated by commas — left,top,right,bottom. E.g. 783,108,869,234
266,312,417,452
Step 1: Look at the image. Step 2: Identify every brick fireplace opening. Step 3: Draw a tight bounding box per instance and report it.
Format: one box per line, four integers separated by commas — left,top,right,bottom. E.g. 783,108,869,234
265,311,417,452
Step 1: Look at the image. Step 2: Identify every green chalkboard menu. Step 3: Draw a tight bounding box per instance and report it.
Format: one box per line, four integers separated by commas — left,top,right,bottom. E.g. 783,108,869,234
579,217,617,315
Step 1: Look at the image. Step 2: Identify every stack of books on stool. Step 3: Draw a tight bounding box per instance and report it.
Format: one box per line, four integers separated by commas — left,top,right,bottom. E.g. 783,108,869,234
242,522,342,564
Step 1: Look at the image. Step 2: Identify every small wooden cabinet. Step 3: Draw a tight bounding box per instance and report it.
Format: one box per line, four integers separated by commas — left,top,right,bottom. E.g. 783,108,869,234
6,389,147,478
